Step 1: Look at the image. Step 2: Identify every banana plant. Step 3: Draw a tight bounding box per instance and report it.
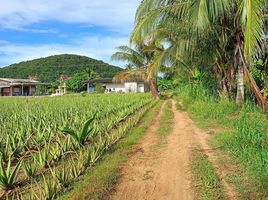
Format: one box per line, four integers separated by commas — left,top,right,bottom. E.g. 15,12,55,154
0,157,22,191
61,114,96,146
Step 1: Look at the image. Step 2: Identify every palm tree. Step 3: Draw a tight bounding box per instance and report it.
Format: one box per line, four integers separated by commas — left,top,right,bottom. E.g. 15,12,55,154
85,66,99,80
111,45,160,99
132,0,268,110
85,66,99,93
125,64,133,70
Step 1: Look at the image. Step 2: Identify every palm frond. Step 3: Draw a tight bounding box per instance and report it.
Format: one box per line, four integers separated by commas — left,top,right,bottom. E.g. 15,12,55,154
131,2,189,42
111,45,146,68
113,69,147,83
239,0,264,61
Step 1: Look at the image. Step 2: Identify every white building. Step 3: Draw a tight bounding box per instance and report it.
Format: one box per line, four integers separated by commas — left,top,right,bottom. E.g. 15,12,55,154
86,78,149,93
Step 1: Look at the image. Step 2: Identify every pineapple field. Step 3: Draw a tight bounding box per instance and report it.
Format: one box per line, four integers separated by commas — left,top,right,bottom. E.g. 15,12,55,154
0,93,153,199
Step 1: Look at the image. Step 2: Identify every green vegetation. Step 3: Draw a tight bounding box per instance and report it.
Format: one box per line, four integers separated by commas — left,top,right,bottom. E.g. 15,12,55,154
114,0,268,111
158,77,178,91
59,101,162,200
62,115,95,147
64,72,88,93
191,151,225,200
175,83,268,198
0,158,21,191
111,44,161,99
0,93,153,199
65,66,100,93
0,54,122,82
0,0,267,199
157,100,174,136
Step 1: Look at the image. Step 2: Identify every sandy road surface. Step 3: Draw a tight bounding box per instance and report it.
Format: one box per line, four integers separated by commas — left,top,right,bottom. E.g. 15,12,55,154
110,100,237,200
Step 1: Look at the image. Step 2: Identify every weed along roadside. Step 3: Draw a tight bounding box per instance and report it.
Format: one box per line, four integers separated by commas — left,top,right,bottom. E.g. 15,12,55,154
191,150,225,200
175,83,268,199
157,100,174,136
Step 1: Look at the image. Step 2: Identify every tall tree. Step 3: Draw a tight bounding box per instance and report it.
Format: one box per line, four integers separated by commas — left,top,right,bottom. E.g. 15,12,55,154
111,45,160,99
131,0,268,110
85,66,99,93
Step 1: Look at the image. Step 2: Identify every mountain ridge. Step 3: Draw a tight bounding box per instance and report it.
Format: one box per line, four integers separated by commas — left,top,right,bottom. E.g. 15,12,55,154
0,54,123,82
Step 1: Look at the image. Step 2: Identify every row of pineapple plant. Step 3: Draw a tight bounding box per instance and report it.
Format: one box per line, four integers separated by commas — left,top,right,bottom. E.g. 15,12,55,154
0,94,151,162
0,93,153,199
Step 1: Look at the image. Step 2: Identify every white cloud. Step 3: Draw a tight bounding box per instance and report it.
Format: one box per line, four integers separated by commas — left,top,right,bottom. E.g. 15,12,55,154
9,27,58,34
0,0,140,33
0,1,139,67
0,35,129,67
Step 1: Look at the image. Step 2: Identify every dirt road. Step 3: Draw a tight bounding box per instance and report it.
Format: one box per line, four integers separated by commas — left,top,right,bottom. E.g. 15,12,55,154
109,100,236,200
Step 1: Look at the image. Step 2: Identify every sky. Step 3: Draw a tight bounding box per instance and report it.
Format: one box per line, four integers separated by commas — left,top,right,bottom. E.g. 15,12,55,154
0,0,141,68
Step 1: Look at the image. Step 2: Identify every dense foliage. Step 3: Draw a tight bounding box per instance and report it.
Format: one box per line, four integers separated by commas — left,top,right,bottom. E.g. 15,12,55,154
0,54,122,82
127,0,268,109
65,72,88,92
157,77,178,91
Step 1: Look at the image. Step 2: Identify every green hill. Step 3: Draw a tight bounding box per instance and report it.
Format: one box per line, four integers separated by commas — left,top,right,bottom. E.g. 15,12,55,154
0,54,123,82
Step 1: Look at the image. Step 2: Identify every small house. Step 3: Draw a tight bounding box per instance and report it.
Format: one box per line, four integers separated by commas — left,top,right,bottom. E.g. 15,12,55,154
0,78,46,96
86,77,149,93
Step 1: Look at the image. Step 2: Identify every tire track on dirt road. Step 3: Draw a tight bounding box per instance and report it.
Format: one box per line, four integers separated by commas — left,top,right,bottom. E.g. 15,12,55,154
110,100,237,200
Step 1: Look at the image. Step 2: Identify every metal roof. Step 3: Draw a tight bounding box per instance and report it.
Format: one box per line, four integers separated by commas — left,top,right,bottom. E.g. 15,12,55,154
85,77,146,84
86,78,113,84
0,78,50,88
0,84,10,89
0,78,40,83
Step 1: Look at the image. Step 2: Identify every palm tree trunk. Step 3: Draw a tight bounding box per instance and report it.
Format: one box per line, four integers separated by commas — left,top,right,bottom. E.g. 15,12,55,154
149,73,159,100
235,27,245,107
236,63,244,107
233,26,268,111
238,46,268,111
244,66,268,111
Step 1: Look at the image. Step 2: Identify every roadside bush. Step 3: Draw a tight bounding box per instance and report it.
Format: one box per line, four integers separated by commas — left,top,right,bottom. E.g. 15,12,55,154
175,82,268,190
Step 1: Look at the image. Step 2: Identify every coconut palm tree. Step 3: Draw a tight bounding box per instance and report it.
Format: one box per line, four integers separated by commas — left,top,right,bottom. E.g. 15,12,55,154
132,0,268,110
85,66,99,93
111,44,160,99
85,66,99,80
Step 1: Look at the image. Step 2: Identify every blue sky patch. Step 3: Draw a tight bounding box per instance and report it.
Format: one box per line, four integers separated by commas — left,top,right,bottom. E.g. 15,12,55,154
0,0,140,67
